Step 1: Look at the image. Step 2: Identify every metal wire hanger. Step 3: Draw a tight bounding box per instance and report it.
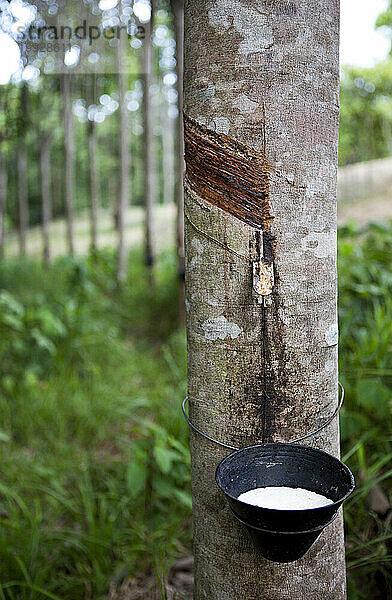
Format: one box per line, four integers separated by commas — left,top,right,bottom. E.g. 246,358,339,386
182,382,345,451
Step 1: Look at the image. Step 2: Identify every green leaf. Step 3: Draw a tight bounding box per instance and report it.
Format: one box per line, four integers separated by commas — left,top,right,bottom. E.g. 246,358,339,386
30,328,56,355
172,489,192,509
0,313,23,331
126,460,147,498
340,410,370,441
153,445,176,474
356,378,391,420
0,430,10,443
152,474,174,497
0,291,24,315
35,309,67,337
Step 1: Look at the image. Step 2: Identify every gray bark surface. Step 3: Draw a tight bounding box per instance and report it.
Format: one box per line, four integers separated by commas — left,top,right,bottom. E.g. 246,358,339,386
62,74,75,257
0,152,7,257
184,1,345,598
40,136,52,266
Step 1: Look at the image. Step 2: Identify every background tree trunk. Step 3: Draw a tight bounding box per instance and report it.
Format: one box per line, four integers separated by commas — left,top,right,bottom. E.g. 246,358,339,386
40,135,52,267
184,1,345,599
17,142,28,256
17,84,29,256
117,34,130,281
17,154,28,255
0,151,7,258
88,113,99,253
87,74,99,252
142,8,154,276
162,100,174,205
62,73,75,257
172,0,185,319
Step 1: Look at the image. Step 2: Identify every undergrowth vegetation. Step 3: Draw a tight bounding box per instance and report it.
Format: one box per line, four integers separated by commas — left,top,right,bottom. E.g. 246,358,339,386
0,226,390,599
0,250,190,600
339,222,392,599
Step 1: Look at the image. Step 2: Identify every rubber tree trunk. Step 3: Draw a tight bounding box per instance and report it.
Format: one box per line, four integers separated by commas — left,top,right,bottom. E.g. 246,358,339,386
142,9,154,277
40,136,52,267
117,34,130,282
17,141,28,256
17,84,29,256
172,0,185,318
162,100,174,206
184,1,345,599
0,151,7,258
88,118,99,253
62,73,75,257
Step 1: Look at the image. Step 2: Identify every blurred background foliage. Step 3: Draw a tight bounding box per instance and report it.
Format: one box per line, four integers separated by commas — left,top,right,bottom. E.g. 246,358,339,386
339,61,392,165
338,0,392,166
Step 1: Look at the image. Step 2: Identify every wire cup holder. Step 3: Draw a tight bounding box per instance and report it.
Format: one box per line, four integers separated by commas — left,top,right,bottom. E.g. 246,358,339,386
182,382,345,450
181,382,353,562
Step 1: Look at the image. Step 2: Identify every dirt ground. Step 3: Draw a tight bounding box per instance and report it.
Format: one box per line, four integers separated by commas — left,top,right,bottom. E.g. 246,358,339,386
4,192,392,260
338,193,392,227
4,204,177,259
107,556,194,600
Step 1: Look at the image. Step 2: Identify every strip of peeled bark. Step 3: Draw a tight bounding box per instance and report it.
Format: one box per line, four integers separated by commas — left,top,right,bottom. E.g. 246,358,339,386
184,116,272,229
184,1,345,598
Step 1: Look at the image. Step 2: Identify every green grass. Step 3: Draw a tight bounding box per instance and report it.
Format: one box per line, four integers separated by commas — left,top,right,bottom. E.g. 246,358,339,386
0,224,390,599
3,204,176,260
0,249,190,599
339,222,392,599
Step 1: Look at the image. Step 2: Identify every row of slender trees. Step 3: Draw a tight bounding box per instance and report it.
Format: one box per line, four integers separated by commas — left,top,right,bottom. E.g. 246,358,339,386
0,0,185,284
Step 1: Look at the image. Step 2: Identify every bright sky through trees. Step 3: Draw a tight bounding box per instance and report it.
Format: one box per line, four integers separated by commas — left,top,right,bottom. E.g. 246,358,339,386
0,0,390,84
340,0,389,67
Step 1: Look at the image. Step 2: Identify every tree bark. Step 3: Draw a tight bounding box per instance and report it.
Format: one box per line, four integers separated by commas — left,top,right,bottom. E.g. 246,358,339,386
62,73,75,257
162,99,174,206
0,151,7,258
17,142,28,256
184,1,345,599
142,8,154,277
172,0,185,319
88,118,99,253
16,84,29,256
117,34,130,281
40,136,52,267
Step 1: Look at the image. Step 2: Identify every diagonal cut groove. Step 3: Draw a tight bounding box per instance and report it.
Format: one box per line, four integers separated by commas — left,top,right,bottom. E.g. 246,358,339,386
184,115,273,230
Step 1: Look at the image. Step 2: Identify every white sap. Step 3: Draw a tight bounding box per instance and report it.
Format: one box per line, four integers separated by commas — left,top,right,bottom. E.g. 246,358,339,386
237,486,333,510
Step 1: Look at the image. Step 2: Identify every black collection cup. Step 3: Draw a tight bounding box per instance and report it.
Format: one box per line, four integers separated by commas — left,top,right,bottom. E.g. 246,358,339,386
215,442,355,563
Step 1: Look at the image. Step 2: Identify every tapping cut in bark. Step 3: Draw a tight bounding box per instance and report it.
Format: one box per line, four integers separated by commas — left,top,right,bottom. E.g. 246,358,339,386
184,115,273,231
